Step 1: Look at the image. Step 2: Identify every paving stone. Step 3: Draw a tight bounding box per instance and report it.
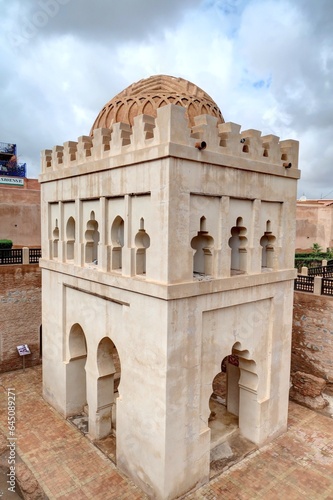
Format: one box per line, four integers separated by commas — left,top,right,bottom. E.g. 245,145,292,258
0,368,333,499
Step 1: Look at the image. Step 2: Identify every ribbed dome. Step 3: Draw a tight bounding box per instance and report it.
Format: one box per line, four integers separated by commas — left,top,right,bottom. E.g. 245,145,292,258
90,75,224,134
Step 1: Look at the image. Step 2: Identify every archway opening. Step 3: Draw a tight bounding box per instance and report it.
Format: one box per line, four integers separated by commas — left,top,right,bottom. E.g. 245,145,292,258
209,354,240,451
94,337,121,464
67,324,88,423
111,216,124,271
66,216,75,261
228,217,248,275
191,216,214,276
208,347,258,476
52,219,59,259
135,218,150,275
260,220,276,270
85,211,100,264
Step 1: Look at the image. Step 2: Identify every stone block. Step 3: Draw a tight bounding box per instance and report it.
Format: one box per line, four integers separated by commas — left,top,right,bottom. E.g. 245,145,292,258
291,371,326,397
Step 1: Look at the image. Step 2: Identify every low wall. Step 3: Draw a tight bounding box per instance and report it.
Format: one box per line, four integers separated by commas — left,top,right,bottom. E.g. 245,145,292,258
0,265,41,372
292,291,333,385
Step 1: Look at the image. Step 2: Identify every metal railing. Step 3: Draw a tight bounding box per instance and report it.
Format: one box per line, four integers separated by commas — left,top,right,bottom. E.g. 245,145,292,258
29,248,42,263
294,275,314,293
0,249,23,265
308,265,333,277
0,161,26,177
321,278,333,296
0,248,41,265
295,262,333,296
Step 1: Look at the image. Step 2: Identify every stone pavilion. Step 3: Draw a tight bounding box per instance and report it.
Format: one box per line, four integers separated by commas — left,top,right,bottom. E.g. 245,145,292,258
39,75,300,499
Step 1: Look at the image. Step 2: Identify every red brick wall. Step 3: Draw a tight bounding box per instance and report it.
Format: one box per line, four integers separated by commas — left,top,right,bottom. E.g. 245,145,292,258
0,265,41,372
292,291,333,385
0,179,41,247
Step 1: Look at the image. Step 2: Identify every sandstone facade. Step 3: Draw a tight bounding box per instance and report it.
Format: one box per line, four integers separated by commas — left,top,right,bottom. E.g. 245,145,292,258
40,76,299,499
292,291,333,384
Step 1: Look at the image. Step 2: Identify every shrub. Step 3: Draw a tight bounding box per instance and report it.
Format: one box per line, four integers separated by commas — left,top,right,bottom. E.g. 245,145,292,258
0,239,13,249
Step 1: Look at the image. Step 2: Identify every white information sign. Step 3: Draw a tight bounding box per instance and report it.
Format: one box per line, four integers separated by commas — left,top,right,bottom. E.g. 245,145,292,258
17,344,31,356
0,176,24,186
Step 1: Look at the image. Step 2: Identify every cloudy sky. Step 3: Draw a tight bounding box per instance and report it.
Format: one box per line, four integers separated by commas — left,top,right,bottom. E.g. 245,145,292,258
1,0,332,199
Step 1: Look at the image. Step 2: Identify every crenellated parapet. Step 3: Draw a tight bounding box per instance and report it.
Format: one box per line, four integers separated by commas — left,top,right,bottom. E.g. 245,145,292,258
40,104,299,176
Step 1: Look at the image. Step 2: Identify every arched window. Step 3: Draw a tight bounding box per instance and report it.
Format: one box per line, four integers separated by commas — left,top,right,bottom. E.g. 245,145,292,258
111,216,124,270
69,323,87,359
260,220,276,269
66,216,75,261
135,218,150,275
228,217,248,274
85,211,100,264
191,216,214,276
52,219,59,259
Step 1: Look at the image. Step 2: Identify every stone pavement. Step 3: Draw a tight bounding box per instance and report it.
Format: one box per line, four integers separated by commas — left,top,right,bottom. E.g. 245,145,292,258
0,366,332,499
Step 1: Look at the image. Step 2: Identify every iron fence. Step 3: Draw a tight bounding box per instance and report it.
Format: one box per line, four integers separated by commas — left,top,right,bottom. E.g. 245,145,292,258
0,249,23,265
321,278,333,296
29,248,42,263
294,275,314,293
0,248,41,265
308,265,333,277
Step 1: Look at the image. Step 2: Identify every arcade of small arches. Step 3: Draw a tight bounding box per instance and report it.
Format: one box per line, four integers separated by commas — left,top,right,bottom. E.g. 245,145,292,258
50,210,276,277
66,321,257,463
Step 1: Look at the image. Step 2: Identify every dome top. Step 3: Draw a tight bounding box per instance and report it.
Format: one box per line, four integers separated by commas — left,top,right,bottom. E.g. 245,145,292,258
90,75,224,134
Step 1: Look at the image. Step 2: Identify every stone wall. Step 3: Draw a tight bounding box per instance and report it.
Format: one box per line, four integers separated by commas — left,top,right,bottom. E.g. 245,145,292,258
0,179,41,247
296,200,333,251
292,291,333,386
0,265,41,372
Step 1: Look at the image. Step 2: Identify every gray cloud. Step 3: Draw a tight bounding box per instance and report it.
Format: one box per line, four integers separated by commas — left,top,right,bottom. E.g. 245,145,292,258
0,0,332,199
5,0,202,47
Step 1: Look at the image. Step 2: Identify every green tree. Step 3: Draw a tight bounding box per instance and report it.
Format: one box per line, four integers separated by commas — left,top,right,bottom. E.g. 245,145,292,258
311,242,322,256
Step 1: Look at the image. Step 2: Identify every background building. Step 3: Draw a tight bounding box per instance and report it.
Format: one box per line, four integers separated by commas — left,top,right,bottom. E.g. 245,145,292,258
0,141,40,247
296,198,333,251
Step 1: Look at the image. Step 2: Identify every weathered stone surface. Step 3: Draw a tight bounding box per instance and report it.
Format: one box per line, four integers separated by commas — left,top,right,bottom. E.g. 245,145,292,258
292,292,333,384
292,371,326,397
290,371,329,410
289,388,329,410
16,462,46,500
0,265,41,373
0,432,7,455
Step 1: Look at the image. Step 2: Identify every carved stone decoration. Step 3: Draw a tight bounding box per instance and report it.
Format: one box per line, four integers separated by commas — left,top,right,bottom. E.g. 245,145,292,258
90,74,224,132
